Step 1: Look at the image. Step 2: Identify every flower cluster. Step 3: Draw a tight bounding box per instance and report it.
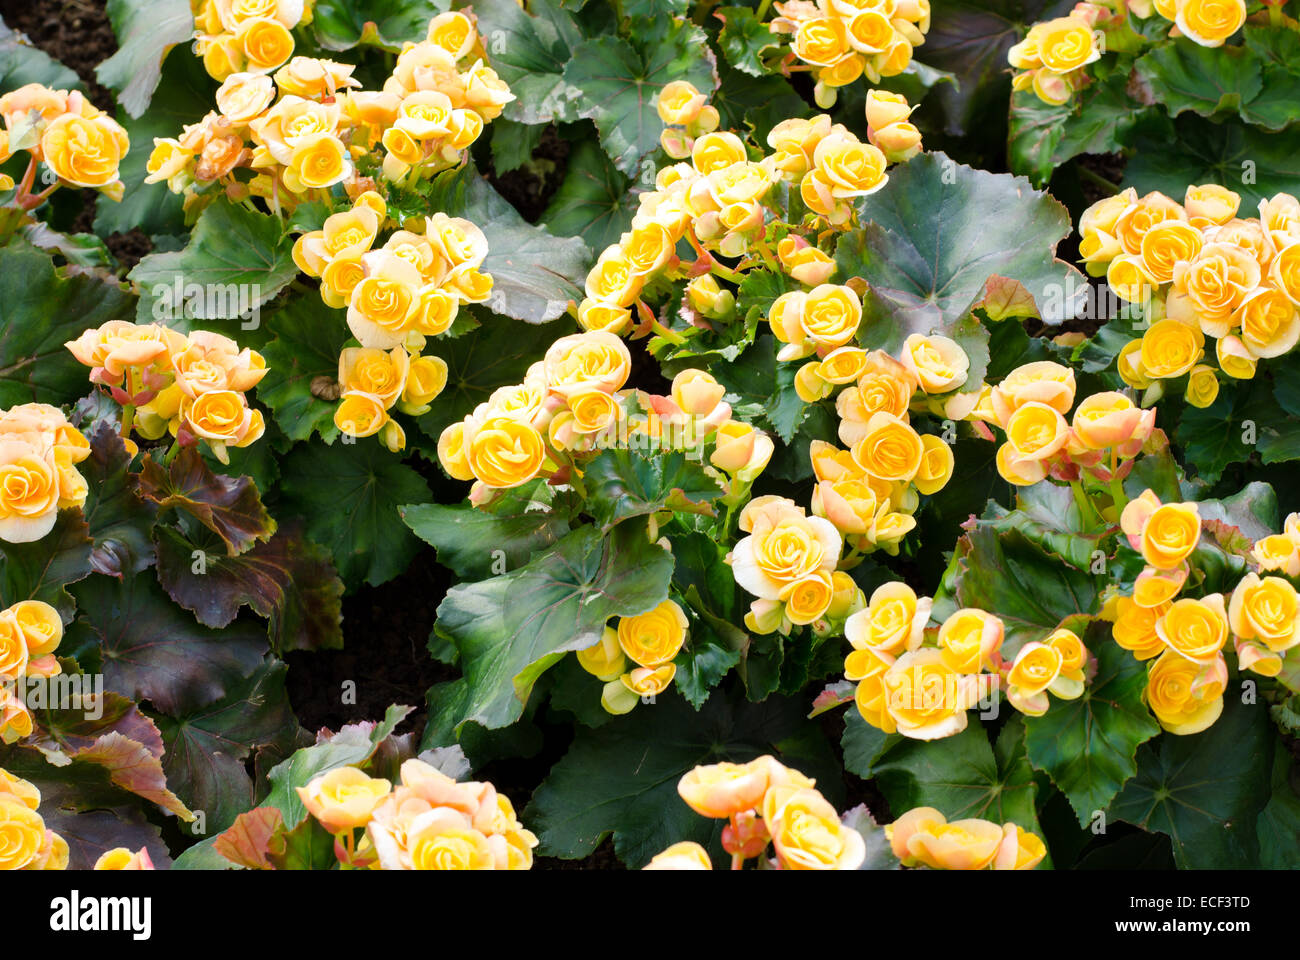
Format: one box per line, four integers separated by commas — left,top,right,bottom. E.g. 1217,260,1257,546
66,322,267,463
656,80,721,159
150,13,512,204
1133,0,1247,48
1008,4,1105,105
438,335,773,500
579,87,919,338
1079,186,1300,403
0,83,129,203
646,755,865,870
0,405,89,545
769,0,931,108
1109,491,1300,733
887,806,1046,870
0,600,64,743
297,758,537,870
967,361,1156,487
192,0,313,80
0,768,68,870
844,582,1090,737
576,599,690,714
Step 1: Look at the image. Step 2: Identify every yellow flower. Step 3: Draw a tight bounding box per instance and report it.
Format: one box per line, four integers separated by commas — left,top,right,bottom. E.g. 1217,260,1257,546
184,390,264,448
1070,391,1143,450
1175,0,1245,47
576,626,626,682
286,132,350,190
41,113,129,188
710,420,774,481
793,17,852,67
851,412,923,482
297,767,392,832
811,130,887,199
691,131,746,175
8,600,62,658
889,807,1004,870
846,581,931,656
901,334,969,394
1228,573,1300,654
643,841,713,870
426,10,477,59
993,823,1047,870
347,252,422,348
1185,364,1219,408
1184,184,1240,227
1138,319,1204,379
1139,219,1202,284
730,497,842,604
1034,16,1100,72
436,421,475,481
937,608,1003,673
990,361,1076,424
914,434,954,496
543,332,631,399
236,16,295,73
0,798,47,869
1120,489,1201,570
678,759,771,819
1172,242,1259,335
0,443,61,544
882,648,977,739
1236,286,1300,359
334,392,389,439
464,417,546,488
620,663,676,699
337,347,409,408
1145,650,1226,735
93,847,154,870
617,599,688,667
1112,596,1169,660
657,80,708,126
764,786,865,870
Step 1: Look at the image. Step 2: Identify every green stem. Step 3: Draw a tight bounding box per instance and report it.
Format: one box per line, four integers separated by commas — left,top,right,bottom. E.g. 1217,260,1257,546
651,318,688,345
1077,165,1120,196
1269,5,1283,27
162,440,183,466
756,0,773,20
119,404,135,441
1069,480,1101,528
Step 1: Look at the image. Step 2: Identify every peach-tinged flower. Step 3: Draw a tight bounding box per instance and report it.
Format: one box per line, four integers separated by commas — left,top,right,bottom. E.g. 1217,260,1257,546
93,847,155,870
643,841,713,870
298,766,392,832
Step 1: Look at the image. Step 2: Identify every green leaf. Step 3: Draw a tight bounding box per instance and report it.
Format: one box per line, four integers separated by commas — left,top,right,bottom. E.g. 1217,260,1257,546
1174,379,1269,485
715,5,781,77
1255,742,1300,870
841,708,901,781
0,246,135,407
525,689,842,868
982,481,1109,571
949,522,1101,658
584,447,725,530
310,0,451,51
267,816,337,870
1024,633,1160,825
153,520,344,654
1111,697,1274,868
95,50,213,238
0,21,81,91
137,446,276,556
256,294,351,444
156,658,301,833
1008,72,1147,186
673,640,741,710
1134,39,1299,133
68,573,268,716
834,152,1086,333
563,19,718,177
540,139,635,253
264,704,413,827
873,717,1045,840
95,0,194,118
0,510,93,621
1123,113,1300,211
422,164,589,323
841,804,903,869
128,201,299,327
80,422,156,578
414,311,542,440
1197,480,1279,544
399,480,572,580
472,0,585,125
428,522,673,739
278,440,431,588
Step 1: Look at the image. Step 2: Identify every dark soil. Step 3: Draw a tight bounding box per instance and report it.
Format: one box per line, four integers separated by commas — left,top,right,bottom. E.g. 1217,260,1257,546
487,123,570,223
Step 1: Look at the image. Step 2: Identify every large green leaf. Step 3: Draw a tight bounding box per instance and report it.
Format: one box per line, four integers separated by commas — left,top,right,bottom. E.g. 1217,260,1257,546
156,658,301,834
472,0,585,125
834,152,1086,334
525,689,843,868
278,440,431,588
982,481,1110,571
1255,743,1300,870
584,447,725,530
80,422,156,578
68,574,268,717
0,22,81,91
399,480,573,580
419,164,589,324
153,520,344,654
310,0,450,51
540,139,635,254
1134,39,1300,133
715,5,781,77
1123,113,1300,210
872,717,1045,842
427,522,674,739
128,201,299,327
563,18,719,177
1024,634,1160,825
1111,698,1274,868
95,0,194,118
95,51,213,238
0,246,135,407
256,294,351,444
1174,379,1271,485
841,708,901,781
